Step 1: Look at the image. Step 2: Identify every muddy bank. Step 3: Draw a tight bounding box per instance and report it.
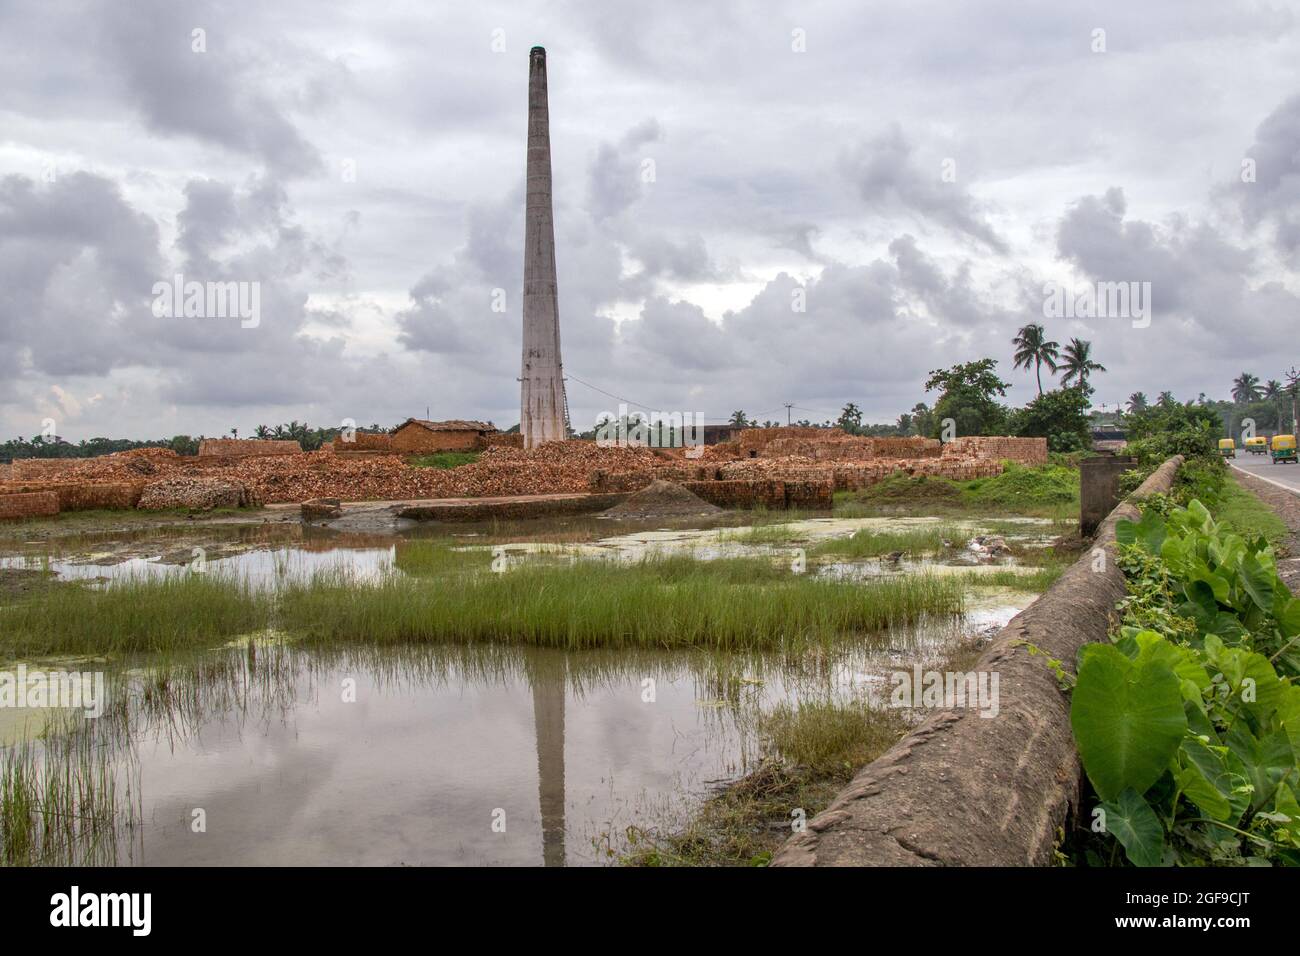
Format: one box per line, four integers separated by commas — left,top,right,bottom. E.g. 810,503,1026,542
770,456,1183,867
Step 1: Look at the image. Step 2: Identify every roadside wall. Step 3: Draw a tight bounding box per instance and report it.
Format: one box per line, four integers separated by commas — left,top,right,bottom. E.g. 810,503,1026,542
771,455,1183,867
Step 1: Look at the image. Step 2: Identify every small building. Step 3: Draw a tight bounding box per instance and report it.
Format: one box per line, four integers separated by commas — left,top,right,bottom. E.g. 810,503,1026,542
701,424,745,445
390,419,497,454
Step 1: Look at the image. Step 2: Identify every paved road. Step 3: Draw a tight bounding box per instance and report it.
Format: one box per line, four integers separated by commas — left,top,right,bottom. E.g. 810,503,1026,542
1230,454,1300,494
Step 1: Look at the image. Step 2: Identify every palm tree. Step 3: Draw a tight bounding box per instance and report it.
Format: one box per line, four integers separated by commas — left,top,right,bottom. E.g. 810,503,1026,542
1011,323,1060,395
1126,392,1148,414
1231,372,1262,404
1156,391,1176,408
1059,338,1107,392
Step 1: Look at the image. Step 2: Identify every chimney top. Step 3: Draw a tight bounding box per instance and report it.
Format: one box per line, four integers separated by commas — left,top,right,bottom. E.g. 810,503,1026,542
530,46,546,57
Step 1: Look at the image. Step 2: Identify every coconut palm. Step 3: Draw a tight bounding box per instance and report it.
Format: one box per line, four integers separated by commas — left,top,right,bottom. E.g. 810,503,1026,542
1010,323,1061,395
1059,338,1107,392
1156,391,1175,408
1126,392,1149,414
1231,372,1262,404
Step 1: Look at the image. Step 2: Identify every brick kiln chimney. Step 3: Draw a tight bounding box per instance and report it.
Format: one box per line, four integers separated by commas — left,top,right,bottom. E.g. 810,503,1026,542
520,46,569,449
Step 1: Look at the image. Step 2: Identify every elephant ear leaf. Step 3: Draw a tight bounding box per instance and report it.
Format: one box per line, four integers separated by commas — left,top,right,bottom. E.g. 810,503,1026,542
1239,552,1279,613
1071,644,1187,801
1100,788,1166,867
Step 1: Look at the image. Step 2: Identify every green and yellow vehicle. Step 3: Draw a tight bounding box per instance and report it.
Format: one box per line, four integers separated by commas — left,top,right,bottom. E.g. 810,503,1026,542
1245,436,1268,455
1271,434,1298,464
1218,438,1236,459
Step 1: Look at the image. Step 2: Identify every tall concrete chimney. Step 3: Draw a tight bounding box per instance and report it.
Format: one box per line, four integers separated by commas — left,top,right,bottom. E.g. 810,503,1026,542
520,46,569,448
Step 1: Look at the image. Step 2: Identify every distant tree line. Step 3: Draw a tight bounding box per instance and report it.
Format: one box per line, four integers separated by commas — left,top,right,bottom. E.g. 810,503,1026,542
1,420,399,462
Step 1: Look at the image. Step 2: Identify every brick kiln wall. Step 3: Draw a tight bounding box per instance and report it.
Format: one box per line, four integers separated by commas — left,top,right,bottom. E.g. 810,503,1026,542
390,427,484,454
482,432,524,449
198,439,303,458
941,436,1048,465
735,426,826,452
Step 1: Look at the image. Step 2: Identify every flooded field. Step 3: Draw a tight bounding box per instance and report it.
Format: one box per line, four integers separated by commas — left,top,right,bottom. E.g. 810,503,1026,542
0,510,1060,866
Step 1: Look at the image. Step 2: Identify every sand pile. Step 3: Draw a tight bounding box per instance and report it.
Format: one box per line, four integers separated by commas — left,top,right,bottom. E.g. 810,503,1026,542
603,479,722,518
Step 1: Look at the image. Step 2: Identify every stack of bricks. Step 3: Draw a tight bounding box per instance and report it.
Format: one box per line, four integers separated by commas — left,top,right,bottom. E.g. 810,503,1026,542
11,458,84,480
197,439,303,458
941,436,1048,465
0,491,60,519
0,481,144,510
760,435,942,460
325,432,395,456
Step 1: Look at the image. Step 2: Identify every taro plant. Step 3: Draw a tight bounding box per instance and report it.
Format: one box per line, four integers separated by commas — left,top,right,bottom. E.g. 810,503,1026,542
1068,500,1300,865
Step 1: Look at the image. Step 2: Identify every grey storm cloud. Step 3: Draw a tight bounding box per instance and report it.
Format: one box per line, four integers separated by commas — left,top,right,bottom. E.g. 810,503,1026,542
102,0,325,177
1234,94,1300,260
841,125,1009,255
1,0,1298,438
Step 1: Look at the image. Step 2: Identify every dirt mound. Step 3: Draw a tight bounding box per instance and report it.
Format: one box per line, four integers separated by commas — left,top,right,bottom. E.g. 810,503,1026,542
603,479,722,518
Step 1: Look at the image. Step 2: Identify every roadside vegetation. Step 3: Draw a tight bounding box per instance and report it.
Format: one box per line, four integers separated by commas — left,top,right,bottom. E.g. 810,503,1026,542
1065,497,1300,866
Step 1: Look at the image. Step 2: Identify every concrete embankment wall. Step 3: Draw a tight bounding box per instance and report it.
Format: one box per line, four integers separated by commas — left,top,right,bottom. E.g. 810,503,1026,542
771,456,1183,867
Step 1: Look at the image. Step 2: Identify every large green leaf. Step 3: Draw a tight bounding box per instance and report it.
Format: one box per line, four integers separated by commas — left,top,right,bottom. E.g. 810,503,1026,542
1175,761,1232,821
1225,725,1296,812
1239,552,1280,614
1072,643,1187,801
1101,788,1167,867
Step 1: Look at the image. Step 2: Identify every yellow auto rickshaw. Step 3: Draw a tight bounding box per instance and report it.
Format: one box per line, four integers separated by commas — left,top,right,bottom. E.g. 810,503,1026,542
1245,436,1268,455
1218,438,1236,459
1272,434,1298,464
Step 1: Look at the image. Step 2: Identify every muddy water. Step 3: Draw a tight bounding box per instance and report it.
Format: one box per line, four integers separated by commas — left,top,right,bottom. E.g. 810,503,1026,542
2,514,1050,866
0,513,1056,589
92,590,1030,867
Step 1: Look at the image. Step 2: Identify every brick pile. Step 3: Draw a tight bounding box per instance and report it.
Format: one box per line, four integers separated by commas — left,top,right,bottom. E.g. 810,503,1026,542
11,458,85,480
942,436,1048,465
0,491,60,520
198,438,303,458
0,433,1040,514
326,432,394,454
138,477,259,510
761,435,941,460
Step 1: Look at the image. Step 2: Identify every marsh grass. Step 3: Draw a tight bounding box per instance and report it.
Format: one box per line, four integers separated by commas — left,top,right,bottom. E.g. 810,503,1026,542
718,524,804,545
960,561,1067,592
282,557,965,652
624,698,908,866
2,550,964,658
1,713,138,867
1,573,271,658
809,525,961,560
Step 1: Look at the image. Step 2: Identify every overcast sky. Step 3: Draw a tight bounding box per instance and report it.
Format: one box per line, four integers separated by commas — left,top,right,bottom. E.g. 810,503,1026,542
2,0,1298,441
